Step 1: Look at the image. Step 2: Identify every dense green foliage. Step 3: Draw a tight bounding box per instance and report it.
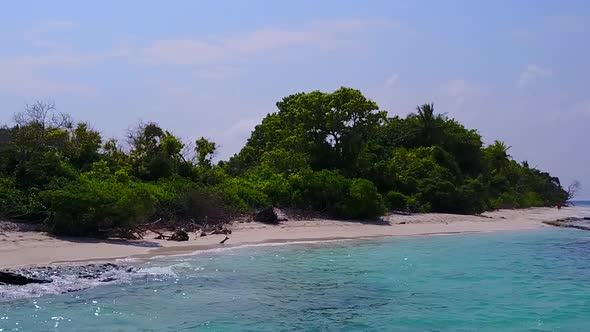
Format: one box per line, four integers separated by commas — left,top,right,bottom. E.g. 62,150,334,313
0,90,569,236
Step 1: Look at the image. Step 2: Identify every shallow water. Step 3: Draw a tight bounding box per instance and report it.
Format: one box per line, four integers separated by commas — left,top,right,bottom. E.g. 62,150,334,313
2,228,590,331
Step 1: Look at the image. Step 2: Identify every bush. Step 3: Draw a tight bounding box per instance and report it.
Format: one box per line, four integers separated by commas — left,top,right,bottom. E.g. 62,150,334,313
418,178,459,213
490,191,523,209
42,175,155,236
290,170,385,219
0,176,44,220
340,179,386,219
141,176,196,222
522,191,544,207
457,177,488,214
217,177,270,212
385,191,408,210
290,169,349,214
177,187,236,224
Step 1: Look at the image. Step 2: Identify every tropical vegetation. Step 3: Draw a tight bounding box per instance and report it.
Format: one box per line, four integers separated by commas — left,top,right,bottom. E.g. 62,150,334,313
0,88,570,236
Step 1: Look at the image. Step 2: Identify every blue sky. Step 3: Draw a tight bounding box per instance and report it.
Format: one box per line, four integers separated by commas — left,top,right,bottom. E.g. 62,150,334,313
1,0,588,198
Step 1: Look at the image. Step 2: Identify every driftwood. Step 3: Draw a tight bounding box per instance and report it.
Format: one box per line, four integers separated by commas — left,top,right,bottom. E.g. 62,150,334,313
150,228,189,241
220,236,230,244
151,229,168,240
128,218,234,241
169,229,189,241
0,271,51,285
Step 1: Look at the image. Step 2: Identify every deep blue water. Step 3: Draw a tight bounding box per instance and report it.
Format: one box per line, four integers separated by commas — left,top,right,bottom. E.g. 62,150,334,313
572,200,590,207
2,228,590,331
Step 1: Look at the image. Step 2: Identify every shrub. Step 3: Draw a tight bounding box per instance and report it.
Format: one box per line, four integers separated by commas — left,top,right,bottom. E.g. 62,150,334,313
0,176,44,220
290,169,350,214
385,191,408,210
340,179,386,219
490,191,523,209
290,170,385,219
217,177,270,212
522,191,544,207
418,178,459,213
457,177,488,214
177,187,236,224
42,175,155,236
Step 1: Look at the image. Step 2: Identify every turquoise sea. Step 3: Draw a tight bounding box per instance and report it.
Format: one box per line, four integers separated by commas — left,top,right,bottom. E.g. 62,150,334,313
2,226,590,331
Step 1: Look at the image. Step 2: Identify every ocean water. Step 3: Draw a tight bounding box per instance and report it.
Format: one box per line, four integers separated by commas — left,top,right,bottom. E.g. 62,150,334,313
2,228,590,331
572,200,590,207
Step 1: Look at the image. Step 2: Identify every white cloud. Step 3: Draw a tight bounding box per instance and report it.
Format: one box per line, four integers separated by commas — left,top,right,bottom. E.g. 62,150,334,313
0,56,99,97
439,79,477,110
0,19,395,97
384,73,398,88
441,79,471,96
138,19,395,66
516,64,552,88
0,51,123,97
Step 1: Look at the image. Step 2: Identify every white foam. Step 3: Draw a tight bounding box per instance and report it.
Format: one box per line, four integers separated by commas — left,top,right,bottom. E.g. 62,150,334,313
0,268,135,301
136,266,178,278
0,238,361,302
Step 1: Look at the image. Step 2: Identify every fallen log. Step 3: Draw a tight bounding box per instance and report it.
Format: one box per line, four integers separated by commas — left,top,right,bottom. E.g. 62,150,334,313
0,271,52,285
151,229,170,240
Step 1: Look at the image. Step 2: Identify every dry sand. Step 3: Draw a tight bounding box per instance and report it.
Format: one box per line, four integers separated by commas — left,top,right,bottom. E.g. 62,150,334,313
1,207,586,268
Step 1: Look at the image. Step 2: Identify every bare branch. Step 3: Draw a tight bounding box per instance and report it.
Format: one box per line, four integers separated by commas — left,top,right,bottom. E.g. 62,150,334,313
14,100,71,130
567,180,581,201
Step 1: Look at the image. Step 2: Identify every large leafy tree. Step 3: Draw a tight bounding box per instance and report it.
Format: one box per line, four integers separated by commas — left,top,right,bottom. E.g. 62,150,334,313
228,87,386,175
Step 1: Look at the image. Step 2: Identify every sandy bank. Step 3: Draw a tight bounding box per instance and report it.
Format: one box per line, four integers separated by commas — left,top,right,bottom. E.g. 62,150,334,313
1,207,587,268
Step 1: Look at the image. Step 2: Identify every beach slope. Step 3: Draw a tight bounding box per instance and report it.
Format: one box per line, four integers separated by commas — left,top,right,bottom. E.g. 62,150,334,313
0,207,585,268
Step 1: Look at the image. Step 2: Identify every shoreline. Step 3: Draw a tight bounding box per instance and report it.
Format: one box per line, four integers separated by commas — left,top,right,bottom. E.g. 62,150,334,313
1,207,587,269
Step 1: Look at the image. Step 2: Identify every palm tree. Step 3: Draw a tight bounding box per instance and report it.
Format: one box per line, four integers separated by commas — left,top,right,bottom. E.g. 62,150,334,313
485,140,511,172
414,103,443,146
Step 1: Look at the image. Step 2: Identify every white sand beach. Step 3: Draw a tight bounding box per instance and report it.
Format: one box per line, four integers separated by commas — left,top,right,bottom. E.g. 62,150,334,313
0,207,585,268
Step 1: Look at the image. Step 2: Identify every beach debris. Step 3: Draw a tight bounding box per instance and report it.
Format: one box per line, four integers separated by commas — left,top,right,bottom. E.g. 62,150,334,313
195,224,232,238
169,229,189,241
220,236,230,244
149,227,191,241
255,207,288,224
210,225,232,235
0,271,52,285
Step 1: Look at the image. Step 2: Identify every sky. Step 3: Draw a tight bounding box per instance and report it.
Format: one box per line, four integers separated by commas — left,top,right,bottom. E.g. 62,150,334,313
0,0,588,199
